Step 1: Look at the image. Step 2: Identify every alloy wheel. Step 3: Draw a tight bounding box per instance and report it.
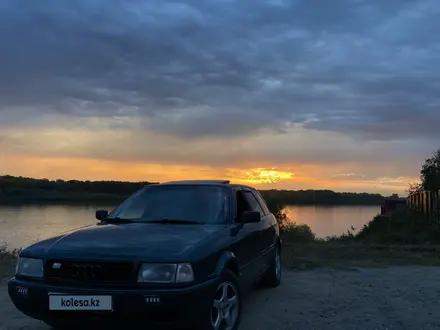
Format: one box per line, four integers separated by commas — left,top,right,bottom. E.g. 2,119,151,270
210,281,239,330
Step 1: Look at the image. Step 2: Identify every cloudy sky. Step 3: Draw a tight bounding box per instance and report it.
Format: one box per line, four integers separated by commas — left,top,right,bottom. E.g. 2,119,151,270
0,0,439,195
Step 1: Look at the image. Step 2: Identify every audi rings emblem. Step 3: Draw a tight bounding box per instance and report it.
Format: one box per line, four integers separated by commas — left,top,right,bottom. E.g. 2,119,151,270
71,264,102,278
16,287,28,295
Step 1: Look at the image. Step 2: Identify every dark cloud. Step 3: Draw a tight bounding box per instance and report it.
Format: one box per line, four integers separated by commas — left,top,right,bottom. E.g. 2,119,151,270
0,0,439,142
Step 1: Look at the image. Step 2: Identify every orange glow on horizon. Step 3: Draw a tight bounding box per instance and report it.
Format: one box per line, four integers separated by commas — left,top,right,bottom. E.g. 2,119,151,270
0,154,415,195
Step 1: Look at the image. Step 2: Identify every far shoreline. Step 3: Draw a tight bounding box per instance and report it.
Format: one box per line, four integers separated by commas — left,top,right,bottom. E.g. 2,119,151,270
0,175,388,207
0,197,383,207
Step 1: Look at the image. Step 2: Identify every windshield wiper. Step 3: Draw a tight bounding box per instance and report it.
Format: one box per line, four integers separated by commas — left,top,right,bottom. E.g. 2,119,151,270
145,218,200,225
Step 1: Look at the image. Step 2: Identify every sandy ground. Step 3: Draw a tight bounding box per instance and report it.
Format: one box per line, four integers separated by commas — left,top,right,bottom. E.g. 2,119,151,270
2,266,440,330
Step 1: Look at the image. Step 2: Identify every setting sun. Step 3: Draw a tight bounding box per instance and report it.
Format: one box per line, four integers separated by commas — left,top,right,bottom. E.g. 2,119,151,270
236,168,294,184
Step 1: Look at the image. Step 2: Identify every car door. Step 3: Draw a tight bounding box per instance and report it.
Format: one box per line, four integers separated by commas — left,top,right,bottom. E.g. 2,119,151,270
251,189,278,265
229,188,263,286
241,189,268,275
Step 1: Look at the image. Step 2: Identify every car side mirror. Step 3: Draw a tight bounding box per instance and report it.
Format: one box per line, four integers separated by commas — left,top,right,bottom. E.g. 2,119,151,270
95,209,108,221
241,211,261,223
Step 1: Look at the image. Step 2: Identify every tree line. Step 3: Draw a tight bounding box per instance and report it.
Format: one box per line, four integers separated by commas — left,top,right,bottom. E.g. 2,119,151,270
408,148,440,195
0,175,158,203
0,175,385,205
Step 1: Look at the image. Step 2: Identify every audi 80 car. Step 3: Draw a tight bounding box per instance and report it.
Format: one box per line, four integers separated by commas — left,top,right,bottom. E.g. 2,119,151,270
8,180,282,330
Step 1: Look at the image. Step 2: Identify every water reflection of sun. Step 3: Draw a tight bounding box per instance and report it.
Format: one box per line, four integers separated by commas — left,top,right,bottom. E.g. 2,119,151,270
237,168,294,184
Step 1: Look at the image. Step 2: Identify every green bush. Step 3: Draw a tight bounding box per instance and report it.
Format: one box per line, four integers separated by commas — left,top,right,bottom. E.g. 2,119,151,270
0,244,20,260
356,211,440,244
325,226,356,243
281,222,316,243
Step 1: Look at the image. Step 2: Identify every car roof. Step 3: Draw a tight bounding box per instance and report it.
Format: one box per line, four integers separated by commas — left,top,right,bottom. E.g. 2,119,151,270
160,180,231,185
157,180,255,190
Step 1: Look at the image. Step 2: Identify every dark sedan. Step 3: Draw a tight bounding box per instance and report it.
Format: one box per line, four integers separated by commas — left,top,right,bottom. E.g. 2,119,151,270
8,180,282,330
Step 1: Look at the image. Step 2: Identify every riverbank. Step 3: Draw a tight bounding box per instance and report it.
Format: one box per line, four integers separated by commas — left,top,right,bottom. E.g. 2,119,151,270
277,209,440,269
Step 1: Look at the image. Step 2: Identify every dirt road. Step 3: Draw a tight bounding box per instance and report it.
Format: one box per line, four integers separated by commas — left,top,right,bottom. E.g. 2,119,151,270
2,266,440,330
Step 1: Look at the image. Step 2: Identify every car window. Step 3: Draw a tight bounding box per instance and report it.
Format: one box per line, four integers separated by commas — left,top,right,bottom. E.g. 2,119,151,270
243,191,264,217
251,190,270,215
109,185,229,224
235,191,250,222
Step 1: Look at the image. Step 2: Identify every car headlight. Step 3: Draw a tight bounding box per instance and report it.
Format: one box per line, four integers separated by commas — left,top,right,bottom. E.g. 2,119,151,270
137,263,194,283
16,257,43,278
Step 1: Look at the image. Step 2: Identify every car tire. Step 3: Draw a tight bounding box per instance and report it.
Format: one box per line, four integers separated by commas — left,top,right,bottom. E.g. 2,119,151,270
260,244,282,288
197,269,242,330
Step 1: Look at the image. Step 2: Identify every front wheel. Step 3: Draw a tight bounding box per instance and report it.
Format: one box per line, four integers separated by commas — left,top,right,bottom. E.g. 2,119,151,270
260,245,282,288
198,269,242,330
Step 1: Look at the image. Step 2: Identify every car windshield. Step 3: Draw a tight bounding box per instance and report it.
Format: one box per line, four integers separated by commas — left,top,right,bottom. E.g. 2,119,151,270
107,185,229,224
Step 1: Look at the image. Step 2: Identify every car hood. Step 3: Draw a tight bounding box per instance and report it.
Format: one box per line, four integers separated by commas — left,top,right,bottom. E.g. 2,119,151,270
22,222,226,262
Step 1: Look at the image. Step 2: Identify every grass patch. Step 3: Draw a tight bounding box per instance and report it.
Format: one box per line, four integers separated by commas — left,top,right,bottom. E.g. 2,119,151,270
281,241,440,270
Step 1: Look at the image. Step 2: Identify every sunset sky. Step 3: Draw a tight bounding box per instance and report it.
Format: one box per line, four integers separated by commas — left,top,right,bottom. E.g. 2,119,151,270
1,0,439,196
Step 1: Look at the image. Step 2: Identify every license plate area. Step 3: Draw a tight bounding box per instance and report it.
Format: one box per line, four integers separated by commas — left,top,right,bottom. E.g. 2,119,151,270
48,294,113,311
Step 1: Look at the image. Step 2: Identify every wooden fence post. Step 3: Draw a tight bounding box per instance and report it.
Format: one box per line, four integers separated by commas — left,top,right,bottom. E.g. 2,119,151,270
418,192,422,213
436,190,440,226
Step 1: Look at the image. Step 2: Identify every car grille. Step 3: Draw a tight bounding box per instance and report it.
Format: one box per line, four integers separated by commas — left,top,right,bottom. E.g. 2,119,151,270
44,260,134,283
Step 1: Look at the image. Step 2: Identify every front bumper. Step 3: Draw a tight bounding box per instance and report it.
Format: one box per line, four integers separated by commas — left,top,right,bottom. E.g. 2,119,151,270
8,277,219,327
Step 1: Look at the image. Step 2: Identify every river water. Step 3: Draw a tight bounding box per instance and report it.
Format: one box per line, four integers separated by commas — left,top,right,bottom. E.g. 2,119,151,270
0,204,380,249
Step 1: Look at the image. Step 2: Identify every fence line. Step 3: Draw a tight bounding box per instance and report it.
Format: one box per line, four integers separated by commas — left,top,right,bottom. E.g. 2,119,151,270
407,190,440,222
